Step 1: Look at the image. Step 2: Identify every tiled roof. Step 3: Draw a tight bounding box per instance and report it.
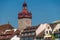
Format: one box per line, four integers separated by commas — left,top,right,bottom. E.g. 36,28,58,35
50,21,60,29
0,34,14,39
20,25,39,37
0,24,14,31
5,30,14,35
0,23,20,40
24,25,39,30
18,1,32,19
18,12,32,19
49,23,57,29
22,26,39,33
15,30,20,35
0,30,14,39
36,29,45,37
0,29,20,39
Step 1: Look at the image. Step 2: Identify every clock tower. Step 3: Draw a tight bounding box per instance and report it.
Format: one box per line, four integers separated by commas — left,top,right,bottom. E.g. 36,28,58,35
18,1,32,30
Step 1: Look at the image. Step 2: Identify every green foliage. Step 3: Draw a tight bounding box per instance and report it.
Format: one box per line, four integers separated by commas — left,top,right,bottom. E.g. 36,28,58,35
52,34,55,40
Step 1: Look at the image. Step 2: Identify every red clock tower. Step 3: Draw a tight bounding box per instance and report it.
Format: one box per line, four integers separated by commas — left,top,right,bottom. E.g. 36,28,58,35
18,1,32,30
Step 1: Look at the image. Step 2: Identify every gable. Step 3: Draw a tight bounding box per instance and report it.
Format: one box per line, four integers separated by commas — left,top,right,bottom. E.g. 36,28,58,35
45,24,52,31
50,23,57,30
53,24,60,33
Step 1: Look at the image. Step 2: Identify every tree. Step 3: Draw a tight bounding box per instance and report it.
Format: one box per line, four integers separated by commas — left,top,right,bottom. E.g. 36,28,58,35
52,34,55,40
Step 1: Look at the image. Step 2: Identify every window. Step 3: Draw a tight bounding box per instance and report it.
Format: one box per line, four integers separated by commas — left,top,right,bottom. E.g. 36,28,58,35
21,37,33,40
49,31,52,35
36,37,44,40
32,32,35,35
54,34,60,38
29,33,31,35
28,37,33,40
46,31,48,34
47,27,50,29
55,38,60,40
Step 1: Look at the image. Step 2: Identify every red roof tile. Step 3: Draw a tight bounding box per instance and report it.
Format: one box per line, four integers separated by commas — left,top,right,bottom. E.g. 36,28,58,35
0,24,14,31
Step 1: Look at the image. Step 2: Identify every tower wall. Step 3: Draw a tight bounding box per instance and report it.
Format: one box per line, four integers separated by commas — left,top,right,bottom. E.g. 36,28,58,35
18,18,32,30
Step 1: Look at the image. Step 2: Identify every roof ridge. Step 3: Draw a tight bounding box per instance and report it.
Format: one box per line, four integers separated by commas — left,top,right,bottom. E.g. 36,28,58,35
0,24,11,26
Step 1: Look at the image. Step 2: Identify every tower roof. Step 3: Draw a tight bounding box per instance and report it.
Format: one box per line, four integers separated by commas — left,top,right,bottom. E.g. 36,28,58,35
23,1,27,7
18,1,32,19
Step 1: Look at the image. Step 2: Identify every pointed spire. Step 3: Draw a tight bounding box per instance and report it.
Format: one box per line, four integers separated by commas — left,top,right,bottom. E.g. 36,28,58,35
23,0,27,9
18,0,32,19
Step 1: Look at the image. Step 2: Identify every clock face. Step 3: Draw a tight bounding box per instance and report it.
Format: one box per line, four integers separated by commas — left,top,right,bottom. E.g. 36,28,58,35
25,20,31,24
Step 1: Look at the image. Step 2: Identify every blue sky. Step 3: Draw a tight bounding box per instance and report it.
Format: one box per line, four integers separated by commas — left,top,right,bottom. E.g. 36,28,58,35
0,0,60,28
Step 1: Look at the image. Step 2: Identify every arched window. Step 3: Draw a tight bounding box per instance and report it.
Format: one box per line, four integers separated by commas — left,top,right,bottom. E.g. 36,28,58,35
47,27,50,29
46,31,48,34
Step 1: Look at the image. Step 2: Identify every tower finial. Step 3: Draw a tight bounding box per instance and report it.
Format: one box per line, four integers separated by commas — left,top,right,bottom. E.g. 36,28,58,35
23,0,27,9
